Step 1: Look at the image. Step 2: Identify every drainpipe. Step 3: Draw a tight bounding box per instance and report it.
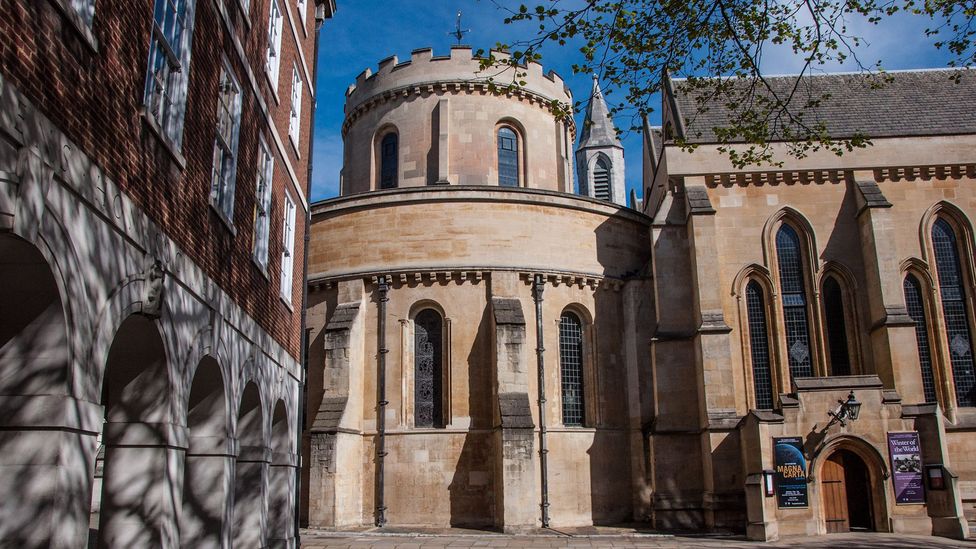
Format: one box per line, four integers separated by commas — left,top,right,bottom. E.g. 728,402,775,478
375,276,390,527
296,3,330,542
533,274,551,528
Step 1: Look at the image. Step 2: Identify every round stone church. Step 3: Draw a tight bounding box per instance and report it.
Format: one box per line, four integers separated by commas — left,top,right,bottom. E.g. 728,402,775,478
302,46,976,541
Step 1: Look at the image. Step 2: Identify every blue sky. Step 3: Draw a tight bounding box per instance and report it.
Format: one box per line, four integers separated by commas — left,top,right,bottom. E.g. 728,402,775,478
310,1,956,203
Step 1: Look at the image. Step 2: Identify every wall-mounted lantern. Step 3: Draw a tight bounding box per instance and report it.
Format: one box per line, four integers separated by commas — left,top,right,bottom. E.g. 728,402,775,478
826,390,862,428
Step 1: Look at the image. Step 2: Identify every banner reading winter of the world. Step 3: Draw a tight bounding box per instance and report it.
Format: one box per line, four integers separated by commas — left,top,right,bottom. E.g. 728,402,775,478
887,431,925,504
774,436,809,508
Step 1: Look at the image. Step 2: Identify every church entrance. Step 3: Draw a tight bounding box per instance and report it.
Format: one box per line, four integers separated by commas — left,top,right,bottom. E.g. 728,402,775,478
822,449,874,533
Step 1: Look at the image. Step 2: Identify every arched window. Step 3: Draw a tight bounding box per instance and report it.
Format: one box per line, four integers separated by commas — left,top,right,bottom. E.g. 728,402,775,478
414,309,443,427
822,276,852,376
746,281,774,409
932,219,976,407
776,224,813,379
593,157,612,201
559,312,585,426
904,274,938,403
380,132,398,189
497,126,519,187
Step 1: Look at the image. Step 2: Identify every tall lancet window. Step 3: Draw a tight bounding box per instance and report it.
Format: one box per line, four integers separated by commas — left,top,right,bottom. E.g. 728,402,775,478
776,225,814,379
822,276,852,376
380,132,398,189
746,281,774,409
498,126,519,187
904,274,938,403
559,312,585,426
932,219,976,407
414,309,443,427
593,157,612,201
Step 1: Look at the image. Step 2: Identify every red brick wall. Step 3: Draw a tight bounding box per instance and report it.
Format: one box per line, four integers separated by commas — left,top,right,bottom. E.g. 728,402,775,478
0,0,319,359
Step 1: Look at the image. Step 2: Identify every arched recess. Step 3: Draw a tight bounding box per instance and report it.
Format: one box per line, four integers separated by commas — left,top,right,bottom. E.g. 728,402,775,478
401,301,451,429
373,125,399,190
817,262,862,377
763,209,823,380
0,233,86,546
180,356,230,548
95,314,177,548
232,381,268,547
813,435,891,534
920,202,976,410
558,307,589,427
901,258,943,405
496,118,526,187
267,400,294,545
732,265,780,411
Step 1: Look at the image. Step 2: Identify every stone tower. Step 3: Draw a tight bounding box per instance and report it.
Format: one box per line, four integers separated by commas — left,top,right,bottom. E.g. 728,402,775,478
576,76,625,205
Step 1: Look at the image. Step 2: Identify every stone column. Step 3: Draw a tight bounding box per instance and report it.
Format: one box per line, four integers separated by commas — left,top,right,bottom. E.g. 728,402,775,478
490,276,538,532
232,444,270,548
853,178,925,402
267,450,299,548
435,98,450,184
308,280,366,528
98,421,188,549
180,435,235,548
0,394,102,549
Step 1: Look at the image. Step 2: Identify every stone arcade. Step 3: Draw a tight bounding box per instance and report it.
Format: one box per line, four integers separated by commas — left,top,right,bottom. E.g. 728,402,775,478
303,51,976,541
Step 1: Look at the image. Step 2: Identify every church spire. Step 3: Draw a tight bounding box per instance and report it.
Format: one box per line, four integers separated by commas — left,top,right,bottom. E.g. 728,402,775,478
578,75,622,150
575,75,626,206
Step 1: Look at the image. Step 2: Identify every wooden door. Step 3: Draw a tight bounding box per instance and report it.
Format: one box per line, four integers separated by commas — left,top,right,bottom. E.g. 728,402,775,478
822,453,849,533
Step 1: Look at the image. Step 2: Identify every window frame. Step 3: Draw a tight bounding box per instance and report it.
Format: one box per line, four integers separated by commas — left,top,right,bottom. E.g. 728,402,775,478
288,64,303,152
210,60,243,228
265,0,284,91
142,0,197,153
296,0,308,30
904,272,940,404
378,131,398,190
558,310,587,427
744,279,776,410
413,308,446,429
252,136,274,272
820,273,857,376
279,191,297,304
592,155,613,202
774,222,817,380
496,125,521,188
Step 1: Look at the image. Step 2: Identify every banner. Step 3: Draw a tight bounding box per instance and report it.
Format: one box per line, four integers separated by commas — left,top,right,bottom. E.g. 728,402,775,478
774,436,808,508
888,432,925,504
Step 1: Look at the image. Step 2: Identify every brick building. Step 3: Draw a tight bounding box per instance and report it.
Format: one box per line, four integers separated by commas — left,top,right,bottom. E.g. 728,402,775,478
0,0,334,547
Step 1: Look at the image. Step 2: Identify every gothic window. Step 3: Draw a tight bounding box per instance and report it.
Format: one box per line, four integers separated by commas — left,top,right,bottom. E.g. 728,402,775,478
593,157,612,201
498,126,519,187
932,219,976,407
414,309,443,428
904,274,938,403
776,224,813,379
380,133,398,189
559,312,585,426
822,276,852,376
746,281,774,409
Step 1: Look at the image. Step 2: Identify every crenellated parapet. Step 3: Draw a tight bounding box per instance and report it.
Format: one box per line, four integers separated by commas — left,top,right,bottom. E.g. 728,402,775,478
343,46,575,136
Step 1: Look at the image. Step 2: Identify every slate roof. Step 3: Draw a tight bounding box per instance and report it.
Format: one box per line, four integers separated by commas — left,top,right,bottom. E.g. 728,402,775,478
578,76,623,149
669,69,976,144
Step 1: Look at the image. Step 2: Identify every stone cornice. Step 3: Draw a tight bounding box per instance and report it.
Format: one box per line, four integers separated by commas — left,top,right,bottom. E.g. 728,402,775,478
307,267,643,291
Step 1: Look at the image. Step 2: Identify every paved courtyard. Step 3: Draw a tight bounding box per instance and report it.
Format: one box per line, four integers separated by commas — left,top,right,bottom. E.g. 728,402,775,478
300,529,975,548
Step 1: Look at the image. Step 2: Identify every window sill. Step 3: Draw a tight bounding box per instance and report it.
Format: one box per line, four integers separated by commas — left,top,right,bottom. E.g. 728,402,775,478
209,201,238,236
547,426,599,433
140,110,187,170
235,0,253,30
49,0,99,53
279,294,295,312
252,256,270,280
264,69,281,105
289,133,301,159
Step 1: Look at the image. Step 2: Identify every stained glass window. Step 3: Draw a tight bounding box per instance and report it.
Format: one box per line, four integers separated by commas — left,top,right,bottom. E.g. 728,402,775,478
933,219,975,407
498,127,519,187
746,281,774,409
380,133,398,189
822,276,851,376
560,312,585,426
414,309,443,427
904,274,938,403
776,224,813,378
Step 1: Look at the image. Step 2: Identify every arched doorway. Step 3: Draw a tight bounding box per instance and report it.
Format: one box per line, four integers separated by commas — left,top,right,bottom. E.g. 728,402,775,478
821,449,874,533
